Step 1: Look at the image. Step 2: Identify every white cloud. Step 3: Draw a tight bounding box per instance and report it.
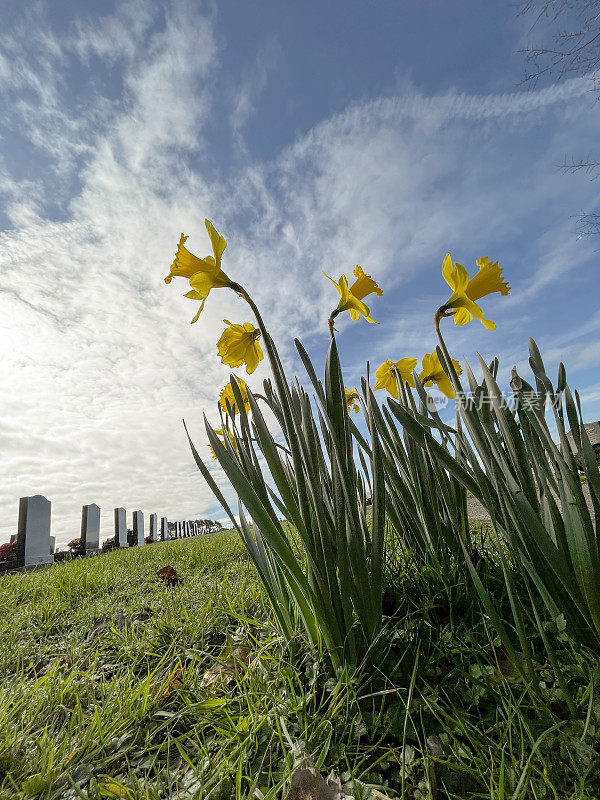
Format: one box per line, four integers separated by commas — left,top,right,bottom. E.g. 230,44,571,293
1,3,599,546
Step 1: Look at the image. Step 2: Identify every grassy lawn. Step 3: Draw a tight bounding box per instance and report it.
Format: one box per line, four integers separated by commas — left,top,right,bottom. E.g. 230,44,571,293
0,529,599,799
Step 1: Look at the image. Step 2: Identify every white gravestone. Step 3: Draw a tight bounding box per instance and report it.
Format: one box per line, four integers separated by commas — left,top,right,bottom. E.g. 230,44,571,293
17,495,53,567
114,507,127,547
81,503,101,554
133,511,144,545
150,513,158,542
185,521,190,537
161,517,169,541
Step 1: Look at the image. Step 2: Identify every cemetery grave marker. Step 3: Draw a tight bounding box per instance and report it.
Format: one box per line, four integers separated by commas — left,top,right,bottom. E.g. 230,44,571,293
81,503,101,554
133,511,144,546
17,495,53,568
114,507,128,547
150,513,158,542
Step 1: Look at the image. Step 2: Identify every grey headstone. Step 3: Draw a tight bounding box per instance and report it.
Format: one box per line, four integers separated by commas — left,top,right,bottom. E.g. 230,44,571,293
114,507,127,547
17,495,53,567
161,517,169,540
150,513,158,542
81,503,101,554
133,511,144,545
177,521,182,538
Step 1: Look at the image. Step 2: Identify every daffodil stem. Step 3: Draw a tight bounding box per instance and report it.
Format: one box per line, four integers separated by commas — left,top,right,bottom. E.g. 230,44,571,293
328,310,339,338
435,306,464,400
231,283,300,467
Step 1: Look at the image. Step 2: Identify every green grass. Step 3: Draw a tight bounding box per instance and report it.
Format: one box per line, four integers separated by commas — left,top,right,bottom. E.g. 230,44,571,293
0,530,599,799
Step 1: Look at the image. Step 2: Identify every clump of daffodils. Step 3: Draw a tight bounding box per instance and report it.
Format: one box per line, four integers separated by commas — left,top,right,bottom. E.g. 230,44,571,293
164,219,514,674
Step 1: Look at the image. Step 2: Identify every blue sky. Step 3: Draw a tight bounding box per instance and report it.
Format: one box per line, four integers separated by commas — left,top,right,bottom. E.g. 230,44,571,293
1,0,599,545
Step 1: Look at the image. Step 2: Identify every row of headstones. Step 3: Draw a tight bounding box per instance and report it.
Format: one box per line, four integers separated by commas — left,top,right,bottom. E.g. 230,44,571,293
11,494,204,569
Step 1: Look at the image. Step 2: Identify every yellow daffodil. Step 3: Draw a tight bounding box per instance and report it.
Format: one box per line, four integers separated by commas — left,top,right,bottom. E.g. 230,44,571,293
324,265,383,324
344,387,360,413
419,350,462,399
209,428,237,460
219,378,251,416
441,254,510,330
373,357,418,399
217,320,263,375
165,219,232,323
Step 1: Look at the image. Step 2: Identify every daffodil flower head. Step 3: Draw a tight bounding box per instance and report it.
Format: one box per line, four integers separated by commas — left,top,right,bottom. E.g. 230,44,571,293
219,377,251,416
441,253,510,330
344,387,360,413
217,320,263,375
373,357,418,399
164,219,232,323
419,350,462,399
209,428,237,460
324,265,383,324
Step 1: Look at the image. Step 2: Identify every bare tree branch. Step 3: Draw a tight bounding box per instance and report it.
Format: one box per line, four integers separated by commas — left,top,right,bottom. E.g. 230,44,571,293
519,0,600,233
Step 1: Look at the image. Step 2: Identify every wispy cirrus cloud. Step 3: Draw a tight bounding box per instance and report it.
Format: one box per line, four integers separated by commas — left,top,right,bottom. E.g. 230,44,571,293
1,1,599,546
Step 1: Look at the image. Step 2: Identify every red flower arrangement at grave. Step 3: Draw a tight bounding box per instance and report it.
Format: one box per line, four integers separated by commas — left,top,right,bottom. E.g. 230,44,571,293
0,541,17,565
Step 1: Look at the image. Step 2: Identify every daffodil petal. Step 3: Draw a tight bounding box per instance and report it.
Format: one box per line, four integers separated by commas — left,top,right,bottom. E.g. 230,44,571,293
205,219,227,261
190,298,206,324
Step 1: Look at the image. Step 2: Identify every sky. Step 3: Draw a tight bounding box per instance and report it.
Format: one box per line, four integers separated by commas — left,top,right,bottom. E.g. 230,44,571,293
1,0,600,546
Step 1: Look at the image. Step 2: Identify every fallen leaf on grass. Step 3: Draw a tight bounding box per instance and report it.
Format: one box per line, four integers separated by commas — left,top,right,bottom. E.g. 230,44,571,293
202,646,251,687
286,754,355,800
156,565,182,586
150,668,183,704
287,768,353,800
